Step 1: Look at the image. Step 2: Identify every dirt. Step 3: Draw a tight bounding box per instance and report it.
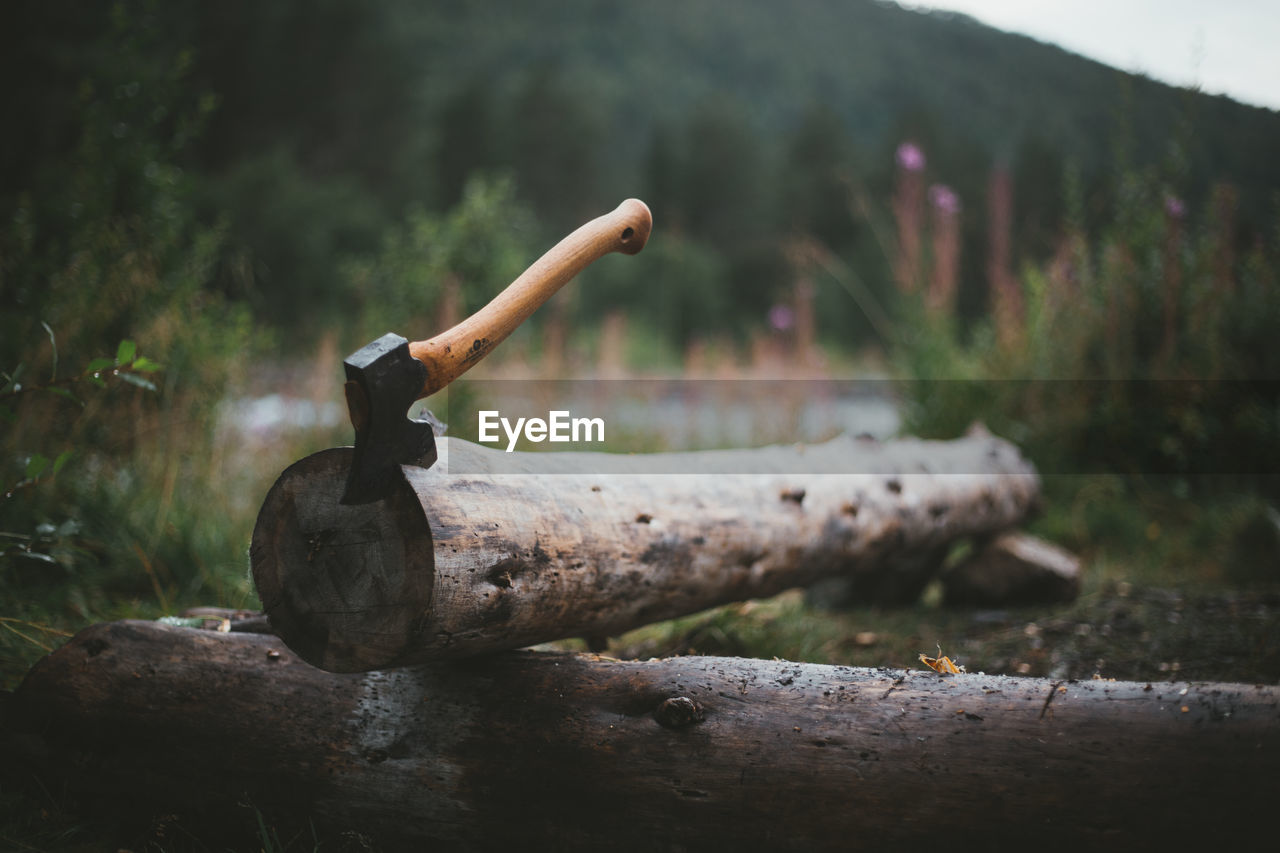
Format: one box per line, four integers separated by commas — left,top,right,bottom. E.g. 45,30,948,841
967,583,1280,683
608,582,1280,685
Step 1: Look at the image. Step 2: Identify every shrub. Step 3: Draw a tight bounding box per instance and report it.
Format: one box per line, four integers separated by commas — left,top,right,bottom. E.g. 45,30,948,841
893,165,1280,496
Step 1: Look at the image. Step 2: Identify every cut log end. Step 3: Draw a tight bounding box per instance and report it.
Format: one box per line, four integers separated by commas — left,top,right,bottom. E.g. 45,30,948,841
250,447,434,672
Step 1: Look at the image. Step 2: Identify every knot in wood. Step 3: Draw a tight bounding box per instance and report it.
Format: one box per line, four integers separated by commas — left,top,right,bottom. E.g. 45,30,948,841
654,696,705,729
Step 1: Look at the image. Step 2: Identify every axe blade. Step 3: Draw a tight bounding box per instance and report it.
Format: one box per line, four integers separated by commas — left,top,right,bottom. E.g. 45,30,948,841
341,333,437,505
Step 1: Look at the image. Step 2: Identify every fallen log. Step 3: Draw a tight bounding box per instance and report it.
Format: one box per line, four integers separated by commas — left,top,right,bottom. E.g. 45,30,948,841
5,621,1277,850
252,428,1040,671
944,531,1082,606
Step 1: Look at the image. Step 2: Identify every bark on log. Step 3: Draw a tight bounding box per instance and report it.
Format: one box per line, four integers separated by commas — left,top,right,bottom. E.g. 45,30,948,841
252,429,1040,671
5,621,1279,851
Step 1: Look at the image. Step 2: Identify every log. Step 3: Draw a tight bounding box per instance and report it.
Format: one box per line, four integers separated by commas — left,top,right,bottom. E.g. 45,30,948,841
6,620,1279,850
251,429,1040,671
944,531,1082,606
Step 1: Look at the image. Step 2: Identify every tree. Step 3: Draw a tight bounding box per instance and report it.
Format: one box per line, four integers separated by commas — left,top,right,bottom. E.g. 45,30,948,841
680,98,768,251
780,104,858,250
1013,133,1067,264
433,77,499,210
508,63,604,229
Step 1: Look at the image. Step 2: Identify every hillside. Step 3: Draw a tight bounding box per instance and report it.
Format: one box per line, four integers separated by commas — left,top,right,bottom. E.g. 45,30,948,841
4,0,1279,343
389,0,1280,219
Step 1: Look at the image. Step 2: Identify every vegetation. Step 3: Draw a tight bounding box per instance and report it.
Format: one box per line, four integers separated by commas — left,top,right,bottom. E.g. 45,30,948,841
895,164,1280,483
1,1,1278,846
9,1,1280,348
1,5,251,684
1,0,1276,679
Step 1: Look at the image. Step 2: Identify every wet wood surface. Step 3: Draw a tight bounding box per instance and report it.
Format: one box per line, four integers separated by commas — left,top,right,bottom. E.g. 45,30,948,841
6,620,1278,850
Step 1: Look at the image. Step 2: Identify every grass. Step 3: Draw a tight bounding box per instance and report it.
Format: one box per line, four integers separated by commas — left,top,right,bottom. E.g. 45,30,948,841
0,365,351,691
0,784,346,853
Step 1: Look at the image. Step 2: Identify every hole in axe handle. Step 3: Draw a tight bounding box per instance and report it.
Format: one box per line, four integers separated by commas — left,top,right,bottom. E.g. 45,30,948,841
251,447,435,673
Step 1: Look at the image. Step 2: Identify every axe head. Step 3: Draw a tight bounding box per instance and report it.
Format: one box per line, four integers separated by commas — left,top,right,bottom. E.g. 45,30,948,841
341,333,438,505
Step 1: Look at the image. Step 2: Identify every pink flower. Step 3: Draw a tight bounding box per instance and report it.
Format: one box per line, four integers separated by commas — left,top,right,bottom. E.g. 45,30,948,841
1164,194,1186,219
768,304,795,332
896,141,925,173
928,183,961,214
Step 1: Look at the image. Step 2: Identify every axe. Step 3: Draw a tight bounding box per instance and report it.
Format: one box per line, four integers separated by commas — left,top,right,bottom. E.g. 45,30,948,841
340,199,652,504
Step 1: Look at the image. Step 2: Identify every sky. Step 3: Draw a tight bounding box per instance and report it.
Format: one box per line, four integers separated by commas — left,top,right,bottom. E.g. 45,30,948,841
912,0,1279,111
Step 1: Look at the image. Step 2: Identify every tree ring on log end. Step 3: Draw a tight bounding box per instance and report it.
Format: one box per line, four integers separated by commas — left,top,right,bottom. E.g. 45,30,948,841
250,448,434,673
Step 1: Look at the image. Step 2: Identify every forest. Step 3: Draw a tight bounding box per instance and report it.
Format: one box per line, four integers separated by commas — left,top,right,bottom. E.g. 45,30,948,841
5,0,1280,351
2,1,1279,848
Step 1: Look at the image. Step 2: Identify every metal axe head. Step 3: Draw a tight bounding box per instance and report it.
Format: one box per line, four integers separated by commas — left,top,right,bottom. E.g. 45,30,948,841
341,333,437,505
338,199,652,505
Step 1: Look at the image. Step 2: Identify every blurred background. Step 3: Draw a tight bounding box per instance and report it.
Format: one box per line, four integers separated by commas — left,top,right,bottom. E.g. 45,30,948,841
3,0,1279,698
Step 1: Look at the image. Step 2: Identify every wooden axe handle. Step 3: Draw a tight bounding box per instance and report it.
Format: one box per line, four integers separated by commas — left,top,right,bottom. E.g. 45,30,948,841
409,198,652,399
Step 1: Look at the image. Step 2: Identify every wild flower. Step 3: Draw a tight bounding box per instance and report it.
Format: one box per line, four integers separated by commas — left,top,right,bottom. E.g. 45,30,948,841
896,141,926,172
928,183,961,214
768,304,795,332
